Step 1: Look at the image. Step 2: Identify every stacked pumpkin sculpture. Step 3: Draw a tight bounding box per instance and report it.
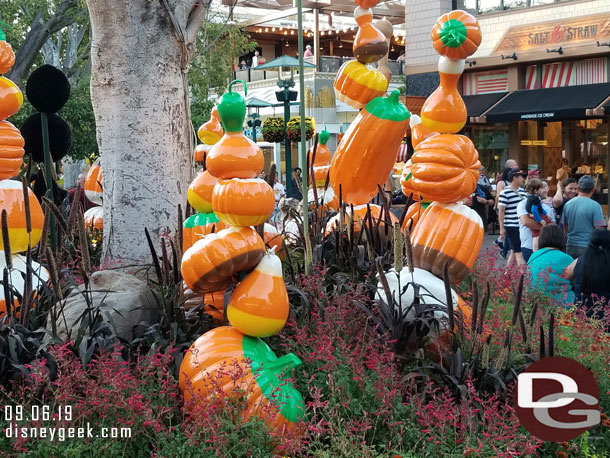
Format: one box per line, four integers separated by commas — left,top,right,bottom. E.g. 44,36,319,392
180,81,305,437
83,158,104,232
0,30,49,315
379,10,485,344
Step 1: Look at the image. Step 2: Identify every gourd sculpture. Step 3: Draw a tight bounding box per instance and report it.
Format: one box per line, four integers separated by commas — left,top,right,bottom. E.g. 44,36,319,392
263,223,284,258
353,7,388,64
410,202,483,283
84,158,103,205
179,326,305,435
0,32,16,75
197,106,224,146
0,178,44,254
409,114,438,150
409,134,481,203
188,170,218,214
329,90,410,205
0,120,25,180
0,30,22,123
401,201,424,232
212,178,274,227
226,248,289,337
84,206,103,231
333,60,388,110
325,203,398,239
308,127,331,187
374,18,394,83
0,254,49,317
420,11,481,134
182,212,226,252
399,159,421,202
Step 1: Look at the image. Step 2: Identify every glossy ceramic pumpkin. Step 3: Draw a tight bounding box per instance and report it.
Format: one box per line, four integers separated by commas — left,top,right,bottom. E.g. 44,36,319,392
409,134,481,203
307,187,339,214
353,7,388,64
399,160,421,202
206,132,264,179
431,10,481,60
188,170,218,214
308,128,331,167
325,203,399,239
329,91,410,205
420,57,467,134
83,206,103,231
0,41,15,75
0,77,23,121
376,267,471,351
333,60,388,110
401,201,424,232
227,249,289,337
84,158,103,205
263,223,284,258
197,106,224,145
410,202,483,283
179,326,305,436
182,212,227,252
203,290,226,323
0,120,24,180
181,226,265,294
354,0,380,7
311,165,330,188
193,144,211,164
0,179,44,253
410,114,438,150
0,253,49,317
212,178,274,227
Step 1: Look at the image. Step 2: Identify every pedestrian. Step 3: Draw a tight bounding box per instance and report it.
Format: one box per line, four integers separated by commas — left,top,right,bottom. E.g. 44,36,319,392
303,44,313,58
524,178,553,250
526,223,575,305
498,168,527,267
566,228,610,328
561,175,606,259
468,166,494,230
551,177,578,223
289,167,303,200
494,159,518,256
251,50,260,68
555,158,570,184
518,179,554,262
266,164,285,225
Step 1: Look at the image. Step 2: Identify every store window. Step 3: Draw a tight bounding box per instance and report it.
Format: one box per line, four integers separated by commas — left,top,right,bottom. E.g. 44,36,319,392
465,124,509,176
518,121,562,182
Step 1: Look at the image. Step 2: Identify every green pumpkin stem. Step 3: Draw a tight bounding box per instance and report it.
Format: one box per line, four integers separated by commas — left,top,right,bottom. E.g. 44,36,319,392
440,19,467,48
264,353,302,371
229,79,247,97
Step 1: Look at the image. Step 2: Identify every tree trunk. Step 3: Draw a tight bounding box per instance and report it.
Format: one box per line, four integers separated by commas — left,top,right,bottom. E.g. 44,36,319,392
86,0,206,265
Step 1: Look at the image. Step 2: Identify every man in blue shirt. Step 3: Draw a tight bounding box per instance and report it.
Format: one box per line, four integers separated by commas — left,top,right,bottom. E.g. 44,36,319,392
562,175,606,259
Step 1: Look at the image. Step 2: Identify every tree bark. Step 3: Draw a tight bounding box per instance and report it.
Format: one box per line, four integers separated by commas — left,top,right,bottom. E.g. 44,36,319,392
85,0,207,265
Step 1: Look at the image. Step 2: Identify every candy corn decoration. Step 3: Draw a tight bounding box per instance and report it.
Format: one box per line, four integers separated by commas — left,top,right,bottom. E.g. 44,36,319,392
227,248,289,338
353,7,388,64
188,170,218,214
0,179,44,253
197,106,224,146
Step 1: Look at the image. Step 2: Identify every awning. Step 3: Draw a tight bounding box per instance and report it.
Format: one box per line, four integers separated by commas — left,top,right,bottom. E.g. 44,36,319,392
463,92,508,118
605,99,610,116
484,83,610,123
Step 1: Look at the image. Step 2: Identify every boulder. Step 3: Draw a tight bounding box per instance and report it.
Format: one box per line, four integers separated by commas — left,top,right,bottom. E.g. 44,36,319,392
48,270,159,342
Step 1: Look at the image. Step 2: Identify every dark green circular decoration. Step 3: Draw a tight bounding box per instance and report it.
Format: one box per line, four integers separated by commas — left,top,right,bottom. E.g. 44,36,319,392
440,19,467,48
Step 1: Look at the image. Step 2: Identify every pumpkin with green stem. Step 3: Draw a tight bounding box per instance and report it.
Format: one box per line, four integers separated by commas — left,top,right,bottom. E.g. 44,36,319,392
0,28,15,75
207,80,263,179
0,120,25,179
179,326,305,436
0,76,23,121
182,212,227,252
431,10,481,60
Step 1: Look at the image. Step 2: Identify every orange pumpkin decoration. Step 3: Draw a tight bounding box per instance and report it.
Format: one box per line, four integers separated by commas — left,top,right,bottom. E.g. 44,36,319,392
206,132,264,179
83,206,103,231
179,326,305,436
409,134,481,203
399,160,421,202
212,178,274,227
325,203,399,238
353,7,388,64
197,106,224,145
182,212,227,252
420,57,467,134
0,254,49,317
84,158,103,205
181,226,265,294
188,170,218,214
410,202,484,283
227,249,289,337
0,179,44,253
263,223,284,257
193,144,211,164
0,77,23,121
308,187,339,214
354,0,380,7
330,91,410,205
311,165,330,188
401,201,424,232
0,120,25,180
410,114,438,150
308,129,331,167
333,60,388,110
431,10,481,60
0,41,15,75
203,290,226,323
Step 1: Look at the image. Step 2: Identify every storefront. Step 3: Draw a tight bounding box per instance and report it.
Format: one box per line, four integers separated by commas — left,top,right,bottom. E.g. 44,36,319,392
459,12,610,204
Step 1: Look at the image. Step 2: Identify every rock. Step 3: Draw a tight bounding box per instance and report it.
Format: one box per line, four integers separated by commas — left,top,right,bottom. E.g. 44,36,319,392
48,270,159,342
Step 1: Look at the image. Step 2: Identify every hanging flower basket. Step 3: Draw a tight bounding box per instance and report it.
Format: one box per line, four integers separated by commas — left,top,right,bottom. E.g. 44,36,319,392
286,117,315,142
262,117,285,143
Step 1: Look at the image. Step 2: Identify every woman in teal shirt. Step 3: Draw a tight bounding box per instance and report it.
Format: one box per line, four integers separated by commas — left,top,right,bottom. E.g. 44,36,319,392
527,223,575,305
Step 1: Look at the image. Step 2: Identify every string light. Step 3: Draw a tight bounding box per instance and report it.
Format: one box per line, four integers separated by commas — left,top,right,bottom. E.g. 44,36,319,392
284,31,288,35
272,27,276,32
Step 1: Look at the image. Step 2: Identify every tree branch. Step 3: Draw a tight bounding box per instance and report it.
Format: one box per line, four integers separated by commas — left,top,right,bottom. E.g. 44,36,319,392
185,0,209,46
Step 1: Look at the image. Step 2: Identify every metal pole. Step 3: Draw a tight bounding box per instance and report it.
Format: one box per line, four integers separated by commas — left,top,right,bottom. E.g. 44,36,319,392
283,89,292,194
297,0,311,275
41,113,57,252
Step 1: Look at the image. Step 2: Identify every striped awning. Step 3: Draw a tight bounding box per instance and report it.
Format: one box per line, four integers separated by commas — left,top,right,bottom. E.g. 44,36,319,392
396,143,409,163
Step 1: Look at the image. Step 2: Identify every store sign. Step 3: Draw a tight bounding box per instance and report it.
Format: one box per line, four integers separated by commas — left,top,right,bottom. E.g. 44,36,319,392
520,112,555,120
493,13,610,54
533,140,548,146
521,140,533,145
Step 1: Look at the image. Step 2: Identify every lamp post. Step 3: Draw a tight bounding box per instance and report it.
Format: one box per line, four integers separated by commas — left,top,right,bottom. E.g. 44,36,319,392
277,78,297,194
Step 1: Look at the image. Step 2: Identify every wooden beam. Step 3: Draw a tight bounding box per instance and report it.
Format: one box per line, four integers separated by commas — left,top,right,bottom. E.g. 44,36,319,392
239,7,313,27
